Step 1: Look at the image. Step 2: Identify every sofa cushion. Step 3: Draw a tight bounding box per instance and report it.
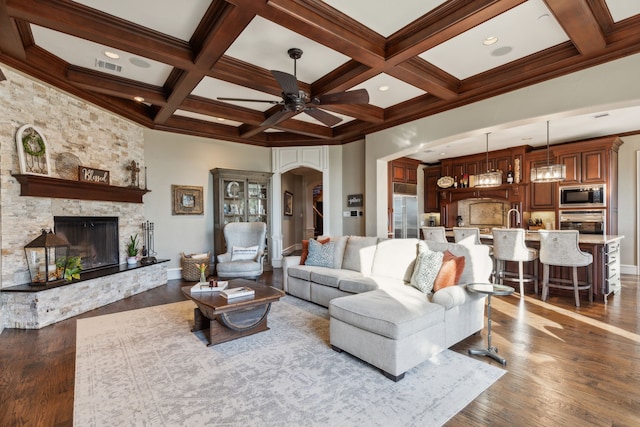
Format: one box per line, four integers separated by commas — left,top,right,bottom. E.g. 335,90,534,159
338,276,381,293
433,250,466,292
310,268,362,288
330,236,349,268
300,237,330,265
342,236,378,274
287,265,313,281
410,242,444,294
305,239,336,267
370,238,420,282
329,288,445,340
231,245,259,261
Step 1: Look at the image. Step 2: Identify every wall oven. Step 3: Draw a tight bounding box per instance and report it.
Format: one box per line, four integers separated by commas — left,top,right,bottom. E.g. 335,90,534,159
559,184,605,208
559,210,605,235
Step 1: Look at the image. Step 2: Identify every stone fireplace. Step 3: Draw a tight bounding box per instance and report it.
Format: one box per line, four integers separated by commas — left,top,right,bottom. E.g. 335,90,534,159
0,66,166,330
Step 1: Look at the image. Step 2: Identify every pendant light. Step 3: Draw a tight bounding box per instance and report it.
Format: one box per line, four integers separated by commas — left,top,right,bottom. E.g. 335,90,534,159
530,121,566,183
475,132,502,187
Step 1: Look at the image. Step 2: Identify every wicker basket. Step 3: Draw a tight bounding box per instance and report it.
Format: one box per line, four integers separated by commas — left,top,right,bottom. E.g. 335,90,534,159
181,252,210,281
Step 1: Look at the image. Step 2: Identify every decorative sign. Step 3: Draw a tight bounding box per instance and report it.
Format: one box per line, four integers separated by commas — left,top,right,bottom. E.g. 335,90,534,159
347,193,363,207
15,124,51,176
78,166,110,185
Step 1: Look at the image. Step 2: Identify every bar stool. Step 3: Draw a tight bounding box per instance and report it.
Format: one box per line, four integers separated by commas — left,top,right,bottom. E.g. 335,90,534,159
455,227,495,281
539,230,593,307
421,226,447,242
453,227,482,245
492,228,538,298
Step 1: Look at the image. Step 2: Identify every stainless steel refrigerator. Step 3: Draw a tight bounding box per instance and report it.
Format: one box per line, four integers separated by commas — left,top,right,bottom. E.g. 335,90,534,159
393,194,419,238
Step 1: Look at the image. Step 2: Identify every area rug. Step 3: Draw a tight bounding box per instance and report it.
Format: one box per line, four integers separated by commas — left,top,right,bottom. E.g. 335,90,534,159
74,296,505,427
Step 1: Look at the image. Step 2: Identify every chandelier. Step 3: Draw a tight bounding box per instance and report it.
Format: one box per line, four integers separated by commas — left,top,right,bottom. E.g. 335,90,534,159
530,121,566,183
475,132,502,187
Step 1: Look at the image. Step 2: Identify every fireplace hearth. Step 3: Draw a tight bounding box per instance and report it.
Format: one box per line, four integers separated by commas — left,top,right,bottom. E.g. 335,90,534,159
54,216,119,271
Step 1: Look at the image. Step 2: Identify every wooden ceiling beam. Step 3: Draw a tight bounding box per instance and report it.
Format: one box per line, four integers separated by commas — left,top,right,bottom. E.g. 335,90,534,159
0,2,26,60
5,0,194,67
545,0,606,55
66,66,168,106
153,2,255,123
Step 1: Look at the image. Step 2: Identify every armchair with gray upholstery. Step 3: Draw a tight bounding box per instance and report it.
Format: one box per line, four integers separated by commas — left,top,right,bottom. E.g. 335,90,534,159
216,222,267,280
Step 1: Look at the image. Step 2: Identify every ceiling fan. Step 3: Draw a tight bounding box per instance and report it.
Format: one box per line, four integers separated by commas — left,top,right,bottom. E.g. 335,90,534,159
217,48,369,128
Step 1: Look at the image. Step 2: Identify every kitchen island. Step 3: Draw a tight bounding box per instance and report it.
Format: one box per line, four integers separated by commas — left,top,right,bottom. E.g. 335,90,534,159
445,230,623,303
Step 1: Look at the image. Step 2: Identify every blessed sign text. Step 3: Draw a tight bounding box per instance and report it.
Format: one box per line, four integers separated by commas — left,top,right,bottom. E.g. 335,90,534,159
78,166,110,185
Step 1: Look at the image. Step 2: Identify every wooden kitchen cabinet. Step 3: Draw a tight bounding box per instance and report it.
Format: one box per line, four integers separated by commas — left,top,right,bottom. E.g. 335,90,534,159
390,158,421,184
527,151,556,210
558,149,606,184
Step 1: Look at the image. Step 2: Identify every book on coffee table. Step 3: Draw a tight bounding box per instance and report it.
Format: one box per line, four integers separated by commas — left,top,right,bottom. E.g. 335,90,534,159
190,281,228,293
220,286,255,299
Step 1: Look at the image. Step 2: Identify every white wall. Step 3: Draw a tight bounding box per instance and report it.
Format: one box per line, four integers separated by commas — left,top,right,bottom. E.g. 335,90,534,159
365,53,640,242
342,139,366,236
618,135,640,270
143,129,271,274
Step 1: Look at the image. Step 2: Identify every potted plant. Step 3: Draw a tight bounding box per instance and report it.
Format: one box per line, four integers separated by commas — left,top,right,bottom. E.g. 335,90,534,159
56,256,82,281
126,234,140,265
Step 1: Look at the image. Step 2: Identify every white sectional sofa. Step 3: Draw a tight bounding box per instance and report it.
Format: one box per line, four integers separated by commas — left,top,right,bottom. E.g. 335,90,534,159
282,236,493,381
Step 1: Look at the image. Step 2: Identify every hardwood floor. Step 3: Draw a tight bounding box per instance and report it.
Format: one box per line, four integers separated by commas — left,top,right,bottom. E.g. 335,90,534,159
1,270,639,426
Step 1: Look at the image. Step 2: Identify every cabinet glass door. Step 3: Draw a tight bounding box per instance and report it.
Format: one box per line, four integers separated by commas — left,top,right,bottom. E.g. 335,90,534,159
223,179,245,224
247,181,268,223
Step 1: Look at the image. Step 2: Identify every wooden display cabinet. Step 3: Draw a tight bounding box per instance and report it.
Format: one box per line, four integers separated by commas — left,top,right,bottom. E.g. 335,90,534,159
210,168,273,269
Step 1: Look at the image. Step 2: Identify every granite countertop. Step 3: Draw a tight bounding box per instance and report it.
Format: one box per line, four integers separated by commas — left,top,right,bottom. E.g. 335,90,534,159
446,230,624,245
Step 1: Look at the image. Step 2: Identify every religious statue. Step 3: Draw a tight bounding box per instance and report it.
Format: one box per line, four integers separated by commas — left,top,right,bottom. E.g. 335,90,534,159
126,160,140,188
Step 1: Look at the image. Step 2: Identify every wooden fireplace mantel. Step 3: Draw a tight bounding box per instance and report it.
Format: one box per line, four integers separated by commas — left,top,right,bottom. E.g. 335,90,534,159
11,174,150,203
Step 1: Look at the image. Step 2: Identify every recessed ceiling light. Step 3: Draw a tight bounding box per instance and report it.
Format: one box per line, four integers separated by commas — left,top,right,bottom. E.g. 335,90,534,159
439,152,446,156
593,113,610,118
217,117,226,122
129,57,151,68
483,36,498,46
133,96,145,102
103,51,120,59
521,137,532,141
378,85,389,92
538,13,550,21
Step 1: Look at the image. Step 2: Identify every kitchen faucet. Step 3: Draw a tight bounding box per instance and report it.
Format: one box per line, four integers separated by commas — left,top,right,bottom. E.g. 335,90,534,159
507,208,520,228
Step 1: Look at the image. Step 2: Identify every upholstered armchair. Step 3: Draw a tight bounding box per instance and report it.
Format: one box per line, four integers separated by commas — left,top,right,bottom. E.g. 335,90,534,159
216,222,267,280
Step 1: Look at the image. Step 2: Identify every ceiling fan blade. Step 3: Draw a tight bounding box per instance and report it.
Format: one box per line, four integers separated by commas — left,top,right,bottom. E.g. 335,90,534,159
260,109,297,128
304,108,343,127
217,97,281,104
271,70,299,95
315,88,369,105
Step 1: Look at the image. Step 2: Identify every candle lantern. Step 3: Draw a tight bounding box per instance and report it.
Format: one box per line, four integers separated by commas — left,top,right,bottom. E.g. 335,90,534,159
24,229,70,285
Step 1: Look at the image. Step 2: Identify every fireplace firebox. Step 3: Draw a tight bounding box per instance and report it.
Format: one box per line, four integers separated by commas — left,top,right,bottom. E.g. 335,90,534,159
54,216,119,271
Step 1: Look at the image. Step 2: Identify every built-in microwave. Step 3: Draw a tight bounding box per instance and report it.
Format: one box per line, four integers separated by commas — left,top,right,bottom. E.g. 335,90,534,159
559,184,606,208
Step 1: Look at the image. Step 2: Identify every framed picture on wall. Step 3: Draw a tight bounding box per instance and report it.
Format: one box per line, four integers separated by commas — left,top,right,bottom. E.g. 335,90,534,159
284,191,293,216
172,185,203,215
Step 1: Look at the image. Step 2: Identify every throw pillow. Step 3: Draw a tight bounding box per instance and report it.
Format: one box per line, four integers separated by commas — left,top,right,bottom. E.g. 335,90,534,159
231,245,259,261
433,250,466,292
300,237,330,265
410,245,444,294
305,238,336,268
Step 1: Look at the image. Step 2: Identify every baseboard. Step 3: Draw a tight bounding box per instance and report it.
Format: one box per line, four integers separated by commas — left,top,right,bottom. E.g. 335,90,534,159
621,264,638,275
167,267,182,281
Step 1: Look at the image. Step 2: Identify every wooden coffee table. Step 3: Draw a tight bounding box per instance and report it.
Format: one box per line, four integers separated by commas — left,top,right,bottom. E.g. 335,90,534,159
181,279,285,346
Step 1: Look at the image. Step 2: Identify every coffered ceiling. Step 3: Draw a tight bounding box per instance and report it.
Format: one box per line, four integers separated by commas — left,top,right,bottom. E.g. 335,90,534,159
1,0,640,156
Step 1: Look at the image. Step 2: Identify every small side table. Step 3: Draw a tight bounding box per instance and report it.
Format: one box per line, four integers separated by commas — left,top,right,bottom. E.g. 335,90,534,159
466,283,514,366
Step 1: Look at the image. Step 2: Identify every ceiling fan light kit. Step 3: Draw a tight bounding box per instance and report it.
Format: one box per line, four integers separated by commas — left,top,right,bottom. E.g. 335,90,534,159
217,48,369,128
530,121,566,183
475,132,502,187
